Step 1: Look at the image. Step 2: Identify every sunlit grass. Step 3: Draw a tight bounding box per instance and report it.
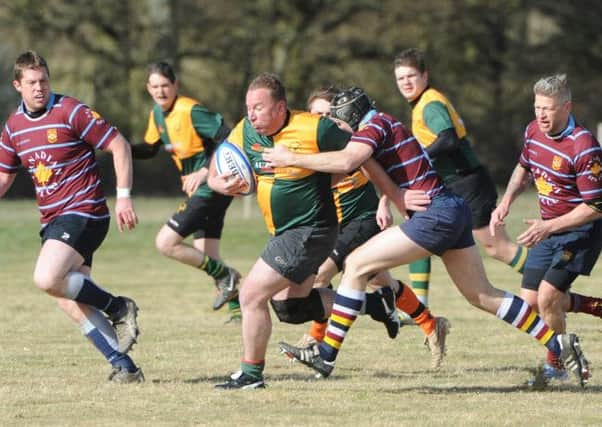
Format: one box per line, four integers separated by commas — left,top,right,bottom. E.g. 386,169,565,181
1,195,600,426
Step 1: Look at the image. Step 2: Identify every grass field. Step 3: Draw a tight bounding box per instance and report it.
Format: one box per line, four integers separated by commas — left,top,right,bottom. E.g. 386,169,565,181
1,196,601,426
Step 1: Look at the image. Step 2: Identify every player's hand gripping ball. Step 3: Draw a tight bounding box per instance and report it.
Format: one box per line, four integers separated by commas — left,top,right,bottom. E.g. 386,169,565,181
215,141,256,195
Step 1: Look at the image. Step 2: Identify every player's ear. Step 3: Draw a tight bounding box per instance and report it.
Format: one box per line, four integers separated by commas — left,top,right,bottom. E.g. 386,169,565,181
12,79,22,93
277,99,287,114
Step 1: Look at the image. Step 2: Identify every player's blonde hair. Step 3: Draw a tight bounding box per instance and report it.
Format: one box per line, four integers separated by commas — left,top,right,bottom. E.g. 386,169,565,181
533,74,571,104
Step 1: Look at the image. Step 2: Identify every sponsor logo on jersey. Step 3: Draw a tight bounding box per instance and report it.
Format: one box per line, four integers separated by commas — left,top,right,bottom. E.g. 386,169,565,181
47,129,58,143
590,160,601,177
34,162,53,185
552,156,562,171
535,176,552,196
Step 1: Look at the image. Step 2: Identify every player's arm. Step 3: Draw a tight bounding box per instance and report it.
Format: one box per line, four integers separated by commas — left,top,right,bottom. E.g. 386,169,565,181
263,140,371,174
191,105,231,144
489,163,531,235
420,101,459,158
104,133,138,232
183,106,231,195
361,157,430,218
182,166,209,196
517,203,602,247
425,128,460,158
130,140,161,159
207,154,246,196
0,171,16,198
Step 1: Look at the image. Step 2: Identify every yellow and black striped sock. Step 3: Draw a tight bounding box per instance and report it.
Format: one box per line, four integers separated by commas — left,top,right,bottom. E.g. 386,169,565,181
409,257,431,306
509,246,529,274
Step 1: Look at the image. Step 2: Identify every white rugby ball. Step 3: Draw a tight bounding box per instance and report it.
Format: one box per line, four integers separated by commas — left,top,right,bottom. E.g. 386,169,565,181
215,141,255,195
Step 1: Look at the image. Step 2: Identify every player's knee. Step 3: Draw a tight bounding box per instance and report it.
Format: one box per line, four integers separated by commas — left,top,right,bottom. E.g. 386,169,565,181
154,234,173,256
538,291,562,314
32,269,62,295
270,289,326,324
343,251,372,279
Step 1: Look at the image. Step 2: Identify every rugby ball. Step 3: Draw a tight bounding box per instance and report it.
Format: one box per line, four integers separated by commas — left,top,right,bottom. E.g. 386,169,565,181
215,141,255,195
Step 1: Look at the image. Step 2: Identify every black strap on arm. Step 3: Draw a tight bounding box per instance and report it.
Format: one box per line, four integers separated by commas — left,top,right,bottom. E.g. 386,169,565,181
130,141,161,159
425,128,461,159
586,198,602,213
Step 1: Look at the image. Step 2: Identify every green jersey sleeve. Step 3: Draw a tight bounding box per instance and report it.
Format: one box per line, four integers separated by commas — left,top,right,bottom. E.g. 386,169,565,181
422,101,454,135
316,117,351,151
191,105,226,140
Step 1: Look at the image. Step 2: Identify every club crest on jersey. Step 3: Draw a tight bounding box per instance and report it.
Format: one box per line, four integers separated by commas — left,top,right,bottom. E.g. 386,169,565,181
552,156,563,171
47,129,58,143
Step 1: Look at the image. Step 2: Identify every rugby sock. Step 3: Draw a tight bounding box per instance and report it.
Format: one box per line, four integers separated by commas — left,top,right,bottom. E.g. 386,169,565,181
81,309,137,372
496,292,560,356
568,292,602,318
509,246,529,273
395,281,436,336
241,359,264,379
409,257,431,306
308,320,327,342
198,255,228,280
227,297,242,319
65,272,120,314
319,286,364,362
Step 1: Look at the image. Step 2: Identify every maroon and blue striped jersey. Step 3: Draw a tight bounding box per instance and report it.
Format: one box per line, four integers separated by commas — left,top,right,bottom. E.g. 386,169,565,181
0,93,118,224
519,116,602,219
351,111,444,197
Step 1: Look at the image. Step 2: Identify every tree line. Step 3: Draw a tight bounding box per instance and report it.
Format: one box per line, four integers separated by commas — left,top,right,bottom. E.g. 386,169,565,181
1,0,601,197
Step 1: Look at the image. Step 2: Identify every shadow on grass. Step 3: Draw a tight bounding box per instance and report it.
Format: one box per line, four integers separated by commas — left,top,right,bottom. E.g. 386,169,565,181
379,384,602,394
148,365,601,394
150,372,348,385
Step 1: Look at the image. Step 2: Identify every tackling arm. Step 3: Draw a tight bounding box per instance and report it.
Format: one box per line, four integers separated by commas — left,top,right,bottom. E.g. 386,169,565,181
263,141,371,174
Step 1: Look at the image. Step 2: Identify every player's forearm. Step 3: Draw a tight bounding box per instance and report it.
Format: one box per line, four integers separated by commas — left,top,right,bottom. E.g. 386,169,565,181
107,134,134,192
425,128,461,158
499,164,530,207
361,158,399,202
546,203,602,234
130,141,160,159
289,150,360,174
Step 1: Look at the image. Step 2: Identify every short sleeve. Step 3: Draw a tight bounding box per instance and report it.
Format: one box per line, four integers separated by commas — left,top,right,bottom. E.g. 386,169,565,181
422,101,454,135
316,117,351,152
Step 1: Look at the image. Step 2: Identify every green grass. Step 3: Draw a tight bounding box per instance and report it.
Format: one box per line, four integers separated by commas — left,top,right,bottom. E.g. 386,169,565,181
1,195,601,426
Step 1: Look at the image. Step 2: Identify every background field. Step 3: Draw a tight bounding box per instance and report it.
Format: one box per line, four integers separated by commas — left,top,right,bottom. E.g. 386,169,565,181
1,196,601,426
